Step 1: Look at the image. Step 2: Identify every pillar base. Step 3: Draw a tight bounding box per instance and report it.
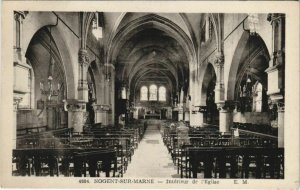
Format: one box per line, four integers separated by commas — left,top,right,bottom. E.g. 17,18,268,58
178,110,184,121
93,104,112,126
68,111,86,133
190,111,205,127
184,111,190,122
66,100,87,133
219,109,233,133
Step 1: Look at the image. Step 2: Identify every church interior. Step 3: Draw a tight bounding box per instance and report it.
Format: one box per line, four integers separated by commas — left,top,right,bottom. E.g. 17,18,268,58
12,12,285,179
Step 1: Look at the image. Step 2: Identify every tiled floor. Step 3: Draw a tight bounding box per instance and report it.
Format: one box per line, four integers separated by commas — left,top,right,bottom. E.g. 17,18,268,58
124,125,179,178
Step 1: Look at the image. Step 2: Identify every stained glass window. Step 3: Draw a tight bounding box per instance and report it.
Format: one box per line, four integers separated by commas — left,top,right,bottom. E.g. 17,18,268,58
159,86,166,101
140,86,148,101
149,85,157,101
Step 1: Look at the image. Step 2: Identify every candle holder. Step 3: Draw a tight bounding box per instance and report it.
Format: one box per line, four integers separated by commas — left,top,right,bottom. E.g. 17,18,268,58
40,80,61,101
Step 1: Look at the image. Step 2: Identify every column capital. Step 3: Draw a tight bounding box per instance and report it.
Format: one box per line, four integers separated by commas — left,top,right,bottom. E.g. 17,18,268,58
63,99,86,112
78,48,89,66
277,101,285,112
214,51,224,67
196,106,207,113
267,13,285,23
14,11,28,21
217,100,235,112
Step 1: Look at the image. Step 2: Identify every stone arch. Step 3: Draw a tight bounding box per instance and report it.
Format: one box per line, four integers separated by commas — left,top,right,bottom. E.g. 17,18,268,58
226,31,270,101
51,27,77,99
200,62,217,106
25,27,68,100
23,13,77,99
107,14,197,66
107,13,197,58
82,12,95,49
209,13,222,52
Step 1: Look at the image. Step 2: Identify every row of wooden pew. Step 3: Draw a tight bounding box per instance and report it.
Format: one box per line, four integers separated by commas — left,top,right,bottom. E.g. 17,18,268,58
232,122,278,136
178,146,284,179
12,122,147,177
161,121,284,179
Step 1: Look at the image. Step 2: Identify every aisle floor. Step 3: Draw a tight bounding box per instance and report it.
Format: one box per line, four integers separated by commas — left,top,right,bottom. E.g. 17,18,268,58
124,125,179,178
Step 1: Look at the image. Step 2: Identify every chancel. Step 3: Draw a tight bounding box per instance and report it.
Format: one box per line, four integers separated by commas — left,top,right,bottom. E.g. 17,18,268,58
12,12,285,179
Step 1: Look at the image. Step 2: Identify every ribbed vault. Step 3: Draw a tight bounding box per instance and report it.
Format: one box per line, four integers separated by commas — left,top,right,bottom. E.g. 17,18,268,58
109,14,195,104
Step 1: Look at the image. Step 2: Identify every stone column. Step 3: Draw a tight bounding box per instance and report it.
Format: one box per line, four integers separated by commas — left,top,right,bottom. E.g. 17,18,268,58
70,48,89,132
214,52,225,103
184,110,190,122
110,68,115,124
190,106,206,127
178,108,184,121
178,88,184,121
103,63,115,125
13,11,29,95
184,95,190,122
266,14,285,147
277,102,284,148
13,11,27,62
265,14,285,99
13,11,29,149
217,102,235,133
66,100,86,133
93,104,110,126
46,101,56,130
78,48,89,102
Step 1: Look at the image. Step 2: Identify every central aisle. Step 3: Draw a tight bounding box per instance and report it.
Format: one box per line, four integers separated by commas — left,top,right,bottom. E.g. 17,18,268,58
124,124,179,178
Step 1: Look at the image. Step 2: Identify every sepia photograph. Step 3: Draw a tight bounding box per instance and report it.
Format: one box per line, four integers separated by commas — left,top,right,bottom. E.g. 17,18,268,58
1,1,299,189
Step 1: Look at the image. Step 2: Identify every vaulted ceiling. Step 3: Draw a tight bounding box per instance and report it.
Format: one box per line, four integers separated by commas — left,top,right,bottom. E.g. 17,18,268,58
116,27,188,95
105,13,200,99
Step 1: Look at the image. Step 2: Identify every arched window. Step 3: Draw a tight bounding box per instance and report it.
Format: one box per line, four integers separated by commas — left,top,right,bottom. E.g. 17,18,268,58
140,86,148,101
253,82,263,112
149,84,157,101
159,86,166,101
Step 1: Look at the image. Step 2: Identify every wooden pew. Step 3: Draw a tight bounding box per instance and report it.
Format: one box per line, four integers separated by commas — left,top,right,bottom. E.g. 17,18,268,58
12,148,121,177
17,126,48,136
179,147,284,179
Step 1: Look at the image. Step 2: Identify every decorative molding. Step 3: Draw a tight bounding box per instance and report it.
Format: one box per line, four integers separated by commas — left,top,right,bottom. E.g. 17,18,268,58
78,48,89,66
214,51,224,67
267,13,285,22
63,99,86,112
277,101,284,112
194,105,207,113
216,100,235,112
14,11,28,21
93,104,111,112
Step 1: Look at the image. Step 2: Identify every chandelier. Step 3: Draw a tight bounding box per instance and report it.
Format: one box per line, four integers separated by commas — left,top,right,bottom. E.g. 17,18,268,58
39,27,61,101
239,70,254,98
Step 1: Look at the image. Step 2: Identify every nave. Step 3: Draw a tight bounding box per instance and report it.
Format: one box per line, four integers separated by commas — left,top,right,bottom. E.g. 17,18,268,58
124,124,178,178
11,12,286,180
